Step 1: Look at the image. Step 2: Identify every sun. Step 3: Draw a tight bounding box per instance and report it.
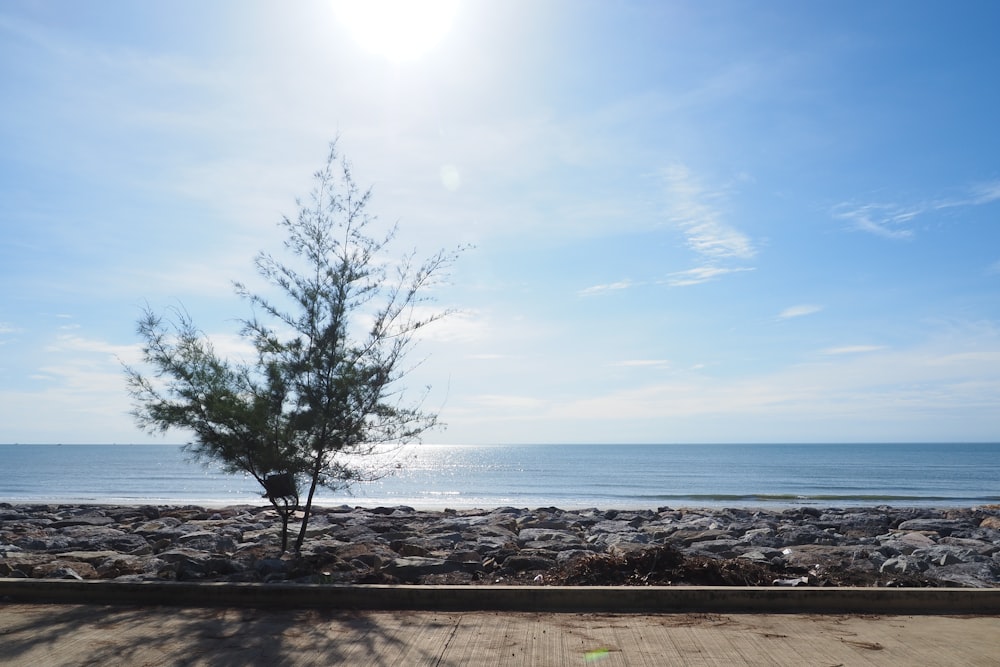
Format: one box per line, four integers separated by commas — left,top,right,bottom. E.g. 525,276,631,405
334,0,460,63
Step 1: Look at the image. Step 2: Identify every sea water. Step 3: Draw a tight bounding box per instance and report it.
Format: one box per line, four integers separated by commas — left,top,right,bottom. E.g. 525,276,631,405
1,443,998,509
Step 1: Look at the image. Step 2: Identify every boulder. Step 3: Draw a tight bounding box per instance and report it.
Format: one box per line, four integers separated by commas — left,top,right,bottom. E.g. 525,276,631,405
49,513,115,528
686,539,742,557
33,560,99,580
896,518,973,536
59,526,152,554
880,555,930,575
385,557,464,581
979,516,1000,531
928,561,1000,588
501,553,556,572
667,529,733,546
517,528,583,547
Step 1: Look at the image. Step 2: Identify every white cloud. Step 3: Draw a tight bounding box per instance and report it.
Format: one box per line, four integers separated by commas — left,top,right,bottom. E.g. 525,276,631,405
821,345,886,355
413,309,490,344
779,304,823,319
965,180,1000,206
663,164,756,261
466,394,548,411
664,266,754,287
832,203,917,240
834,178,1000,240
545,333,1000,429
578,280,637,297
44,333,137,358
614,359,670,368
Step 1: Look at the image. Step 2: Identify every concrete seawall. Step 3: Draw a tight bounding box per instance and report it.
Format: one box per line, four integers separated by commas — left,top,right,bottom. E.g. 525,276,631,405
3,579,999,614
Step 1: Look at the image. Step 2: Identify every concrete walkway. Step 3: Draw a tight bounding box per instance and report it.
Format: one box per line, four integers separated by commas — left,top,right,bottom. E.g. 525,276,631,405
1,603,998,666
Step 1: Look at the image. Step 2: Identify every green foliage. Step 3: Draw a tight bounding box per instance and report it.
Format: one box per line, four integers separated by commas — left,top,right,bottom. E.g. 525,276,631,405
125,141,461,552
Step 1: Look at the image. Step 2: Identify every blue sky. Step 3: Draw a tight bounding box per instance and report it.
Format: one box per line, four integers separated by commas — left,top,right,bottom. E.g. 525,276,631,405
2,0,999,445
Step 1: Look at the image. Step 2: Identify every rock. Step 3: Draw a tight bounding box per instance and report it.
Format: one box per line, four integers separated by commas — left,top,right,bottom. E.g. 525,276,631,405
49,513,115,528
33,560,98,580
912,545,979,567
390,541,432,557
927,561,1000,588
939,536,999,556
3,502,998,587
501,553,556,572
668,529,733,546
0,554,54,577
774,525,840,546
737,548,785,563
979,516,1000,531
385,557,464,581
687,539,742,557
517,528,583,547
880,531,936,554
254,558,288,578
880,556,930,575
54,550,123,564
58,526,151,554
896,519,973,536
176,531,237,554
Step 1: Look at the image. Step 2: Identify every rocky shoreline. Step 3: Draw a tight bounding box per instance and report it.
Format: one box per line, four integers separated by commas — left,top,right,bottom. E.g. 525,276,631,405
2,503,999,588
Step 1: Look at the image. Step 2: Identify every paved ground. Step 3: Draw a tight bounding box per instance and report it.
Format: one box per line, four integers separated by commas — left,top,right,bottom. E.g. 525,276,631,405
1,603,998,666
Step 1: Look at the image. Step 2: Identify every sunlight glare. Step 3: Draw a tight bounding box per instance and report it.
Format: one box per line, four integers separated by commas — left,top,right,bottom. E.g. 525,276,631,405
334,0,459,62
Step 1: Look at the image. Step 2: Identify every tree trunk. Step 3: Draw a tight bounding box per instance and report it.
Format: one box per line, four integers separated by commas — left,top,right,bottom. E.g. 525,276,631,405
294,454,323,553
267,496,291,553
279,505,290,553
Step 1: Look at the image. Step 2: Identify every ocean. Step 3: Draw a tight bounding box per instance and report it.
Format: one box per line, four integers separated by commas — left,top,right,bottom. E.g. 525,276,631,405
1,443,998,510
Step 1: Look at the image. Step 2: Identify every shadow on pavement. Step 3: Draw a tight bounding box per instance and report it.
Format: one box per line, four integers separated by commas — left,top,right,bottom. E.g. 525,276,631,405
0,603,457,666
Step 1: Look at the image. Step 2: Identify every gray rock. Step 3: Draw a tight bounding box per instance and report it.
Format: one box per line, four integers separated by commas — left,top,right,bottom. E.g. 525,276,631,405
927,561,1000,588
49,513,115,528
896,518,973,536
517,528,582,547
912,545,980,567
501,553,556,572
59,526,151,554
880,555,930,575
385,557,464,580
737,548,785,563
176,531,237,554
668,529,733,546
879,531,936,554
939,536,1000,556
687,539,742,556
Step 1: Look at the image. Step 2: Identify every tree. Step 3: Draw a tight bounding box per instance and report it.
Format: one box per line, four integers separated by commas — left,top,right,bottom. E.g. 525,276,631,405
126,141,461,553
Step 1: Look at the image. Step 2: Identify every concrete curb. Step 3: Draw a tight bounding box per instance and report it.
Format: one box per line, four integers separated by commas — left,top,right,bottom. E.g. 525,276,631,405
2,579,999,614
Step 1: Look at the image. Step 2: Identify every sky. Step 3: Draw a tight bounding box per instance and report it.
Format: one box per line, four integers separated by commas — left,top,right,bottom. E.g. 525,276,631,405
2,0,1000,445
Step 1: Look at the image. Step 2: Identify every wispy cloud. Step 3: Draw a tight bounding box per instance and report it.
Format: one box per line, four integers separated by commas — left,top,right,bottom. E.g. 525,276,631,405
967,180,1000,205
834,178,1000,239
533,329,1000,443
664,266,753,287
613,359,670,368
663,164,756,261
578,280,638,297
660,164,756,287
831,203,918,239
821,345,886,355
779,304,823,319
